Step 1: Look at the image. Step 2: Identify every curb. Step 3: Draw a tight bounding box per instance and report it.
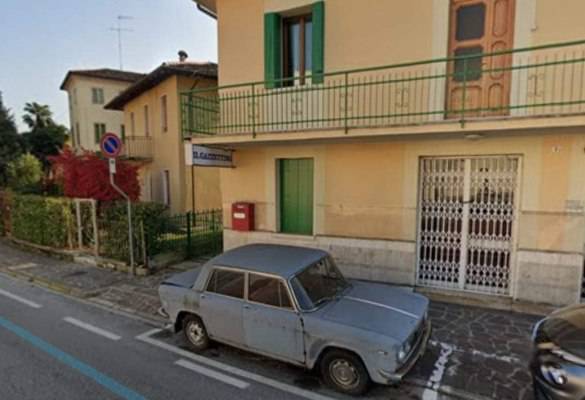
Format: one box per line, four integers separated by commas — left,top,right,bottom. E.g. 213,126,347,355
2,268,164,326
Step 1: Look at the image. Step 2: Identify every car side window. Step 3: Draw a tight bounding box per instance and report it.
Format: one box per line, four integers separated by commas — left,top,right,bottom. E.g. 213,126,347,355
206,269,245,299
248,274,293,310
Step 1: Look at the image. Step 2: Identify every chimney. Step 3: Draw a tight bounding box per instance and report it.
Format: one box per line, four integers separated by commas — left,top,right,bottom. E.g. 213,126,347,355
178,50,188,62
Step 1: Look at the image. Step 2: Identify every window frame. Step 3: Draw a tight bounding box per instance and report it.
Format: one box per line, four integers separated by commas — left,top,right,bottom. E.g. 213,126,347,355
92,88,104,105
204,266,247,300
93,122,106,144
130,112,135,136
160,95,168,133
282,13,313,86
247,271,296,312
144,105,150,137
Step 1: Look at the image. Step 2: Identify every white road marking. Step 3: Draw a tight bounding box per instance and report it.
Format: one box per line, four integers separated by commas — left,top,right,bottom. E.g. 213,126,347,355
0,288,42,309
175,359,250,389
429,340,521,364
136,329,335,400
63,317,122,341
422,342,454,400
7,263,37,271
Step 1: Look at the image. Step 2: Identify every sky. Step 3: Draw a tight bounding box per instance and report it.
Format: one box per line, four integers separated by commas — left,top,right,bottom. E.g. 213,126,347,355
0,0,218,132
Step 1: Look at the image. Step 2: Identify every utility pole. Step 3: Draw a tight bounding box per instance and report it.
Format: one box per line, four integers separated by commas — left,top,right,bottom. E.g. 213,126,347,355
110,15,133,70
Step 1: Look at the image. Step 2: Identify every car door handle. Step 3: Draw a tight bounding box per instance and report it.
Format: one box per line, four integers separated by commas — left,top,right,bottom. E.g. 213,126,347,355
243,304,251,309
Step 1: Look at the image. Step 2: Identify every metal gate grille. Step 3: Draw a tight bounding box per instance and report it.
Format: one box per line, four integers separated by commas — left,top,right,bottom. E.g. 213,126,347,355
417,156,519,296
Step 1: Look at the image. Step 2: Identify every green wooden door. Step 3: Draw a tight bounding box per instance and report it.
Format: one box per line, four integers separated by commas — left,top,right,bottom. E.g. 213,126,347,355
280,159,314,235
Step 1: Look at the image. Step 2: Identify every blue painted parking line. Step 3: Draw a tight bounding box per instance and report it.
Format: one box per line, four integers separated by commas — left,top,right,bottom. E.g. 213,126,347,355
0,315,147,400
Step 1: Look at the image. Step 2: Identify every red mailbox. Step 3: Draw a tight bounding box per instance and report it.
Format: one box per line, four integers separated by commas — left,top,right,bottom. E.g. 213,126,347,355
232,202,254,231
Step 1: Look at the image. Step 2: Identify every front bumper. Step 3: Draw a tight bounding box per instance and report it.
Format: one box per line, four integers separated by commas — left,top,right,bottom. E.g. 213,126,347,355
530,352,585,400
381,319,432,383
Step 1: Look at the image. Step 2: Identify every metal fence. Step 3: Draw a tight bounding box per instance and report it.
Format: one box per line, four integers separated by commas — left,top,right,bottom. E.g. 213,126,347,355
182,39,585,137
145,210,223,260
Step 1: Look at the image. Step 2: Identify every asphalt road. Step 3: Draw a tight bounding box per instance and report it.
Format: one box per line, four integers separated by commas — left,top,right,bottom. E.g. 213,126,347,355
0,272,453,400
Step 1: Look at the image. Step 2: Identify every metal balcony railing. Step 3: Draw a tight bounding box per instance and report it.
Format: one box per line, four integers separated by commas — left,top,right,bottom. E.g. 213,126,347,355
122,136,153,160
181,39,585,138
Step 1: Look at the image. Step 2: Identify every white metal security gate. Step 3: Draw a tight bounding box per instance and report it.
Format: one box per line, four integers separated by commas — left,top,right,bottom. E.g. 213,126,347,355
417,156,519,296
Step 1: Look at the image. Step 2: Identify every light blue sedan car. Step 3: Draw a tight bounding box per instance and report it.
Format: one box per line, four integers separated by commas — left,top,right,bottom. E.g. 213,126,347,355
159,244,431,395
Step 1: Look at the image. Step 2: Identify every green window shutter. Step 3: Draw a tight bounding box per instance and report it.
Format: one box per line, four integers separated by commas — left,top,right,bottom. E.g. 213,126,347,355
94,124,100,144
264,12,282,89
311,1,325,84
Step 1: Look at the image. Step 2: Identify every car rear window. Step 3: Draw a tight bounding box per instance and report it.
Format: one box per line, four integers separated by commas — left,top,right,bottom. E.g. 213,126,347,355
206,269,244,299
248,274,293,309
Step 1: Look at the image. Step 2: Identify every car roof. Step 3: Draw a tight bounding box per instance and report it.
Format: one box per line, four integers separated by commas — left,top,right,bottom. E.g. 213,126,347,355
207,244,329,278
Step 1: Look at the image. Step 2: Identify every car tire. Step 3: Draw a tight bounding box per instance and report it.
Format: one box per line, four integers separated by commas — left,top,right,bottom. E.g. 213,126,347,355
182,314,210,352
320,349,371,396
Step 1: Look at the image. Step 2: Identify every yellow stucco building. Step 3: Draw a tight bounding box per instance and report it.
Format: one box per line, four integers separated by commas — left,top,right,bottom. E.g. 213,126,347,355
106,61,221,214
186,0,585,306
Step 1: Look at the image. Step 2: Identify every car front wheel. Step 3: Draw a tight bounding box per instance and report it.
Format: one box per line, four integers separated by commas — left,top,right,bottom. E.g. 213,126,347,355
321,349,370,395
182,314,210,352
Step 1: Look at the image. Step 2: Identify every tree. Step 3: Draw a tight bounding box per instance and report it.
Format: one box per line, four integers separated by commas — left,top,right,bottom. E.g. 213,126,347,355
6,153,42,192
22,124,68,170
0,91,23,185
22,102,54,130
50,148,141,201
20,102,67,170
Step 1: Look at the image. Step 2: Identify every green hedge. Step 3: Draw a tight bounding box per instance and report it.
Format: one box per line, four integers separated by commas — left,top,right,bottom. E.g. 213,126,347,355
98,201,169,263
11,194,74,248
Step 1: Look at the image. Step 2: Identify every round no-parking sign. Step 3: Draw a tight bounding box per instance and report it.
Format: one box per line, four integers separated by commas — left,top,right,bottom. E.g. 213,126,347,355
100,133,123,158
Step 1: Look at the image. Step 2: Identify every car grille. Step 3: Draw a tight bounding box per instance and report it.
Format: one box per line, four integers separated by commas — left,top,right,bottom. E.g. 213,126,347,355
408,316,426,351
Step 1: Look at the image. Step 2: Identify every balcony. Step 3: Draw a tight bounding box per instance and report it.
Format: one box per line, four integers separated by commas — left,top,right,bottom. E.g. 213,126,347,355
121,136,153,160
181,39,585,141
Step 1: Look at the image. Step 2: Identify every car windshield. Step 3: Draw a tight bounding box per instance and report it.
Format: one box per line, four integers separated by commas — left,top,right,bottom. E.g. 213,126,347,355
291,256,350,311
538,307,585,359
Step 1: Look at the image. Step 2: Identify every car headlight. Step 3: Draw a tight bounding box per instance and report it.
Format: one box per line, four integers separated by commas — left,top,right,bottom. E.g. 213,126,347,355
540,363,568,386
397,342,412,362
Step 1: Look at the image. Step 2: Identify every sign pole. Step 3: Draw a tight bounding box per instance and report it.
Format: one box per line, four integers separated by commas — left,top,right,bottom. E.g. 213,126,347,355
102,133,135,275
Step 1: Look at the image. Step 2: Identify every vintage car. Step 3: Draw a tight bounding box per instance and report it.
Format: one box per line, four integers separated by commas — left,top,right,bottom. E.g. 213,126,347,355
159,244,431,395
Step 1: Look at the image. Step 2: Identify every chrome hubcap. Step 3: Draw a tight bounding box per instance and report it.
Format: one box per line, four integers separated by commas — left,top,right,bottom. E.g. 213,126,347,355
329,359,359,389
186,321,205,345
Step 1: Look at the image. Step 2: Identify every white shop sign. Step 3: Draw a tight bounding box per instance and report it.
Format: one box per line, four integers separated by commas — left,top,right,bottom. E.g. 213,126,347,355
185,144,234,168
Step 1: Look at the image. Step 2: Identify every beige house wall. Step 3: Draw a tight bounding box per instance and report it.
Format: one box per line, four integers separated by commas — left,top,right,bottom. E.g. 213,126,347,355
123,75,221,214
217,0,585,87
64,76,131,151
220,131,585,305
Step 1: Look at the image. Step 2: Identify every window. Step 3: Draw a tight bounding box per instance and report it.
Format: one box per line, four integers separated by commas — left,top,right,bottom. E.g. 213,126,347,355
130,112,135,135
264,2,324,88
71,124,76,147
120,124,126,141
283,15,312,86
91,88,105,104
206,269,245,299
144,105,150,136
73,88,78,105
248,274,293,309
93,123,106,144
162,170,171,206
456,3,486,41
75,122,80,146
160,95,168,132
454,46,483,82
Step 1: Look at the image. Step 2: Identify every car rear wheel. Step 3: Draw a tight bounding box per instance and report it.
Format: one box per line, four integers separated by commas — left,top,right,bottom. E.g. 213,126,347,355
321,349,370,395
182,314,210,352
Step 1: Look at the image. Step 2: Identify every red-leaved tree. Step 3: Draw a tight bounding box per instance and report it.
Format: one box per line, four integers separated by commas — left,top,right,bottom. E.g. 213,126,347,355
50,148,141,201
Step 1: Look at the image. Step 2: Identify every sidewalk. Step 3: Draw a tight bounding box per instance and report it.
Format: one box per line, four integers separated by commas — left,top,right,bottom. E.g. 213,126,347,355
0,238,544,399
0,239,205,323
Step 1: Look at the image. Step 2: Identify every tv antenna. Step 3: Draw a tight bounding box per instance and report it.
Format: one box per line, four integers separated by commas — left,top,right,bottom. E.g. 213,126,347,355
110,15,133,70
